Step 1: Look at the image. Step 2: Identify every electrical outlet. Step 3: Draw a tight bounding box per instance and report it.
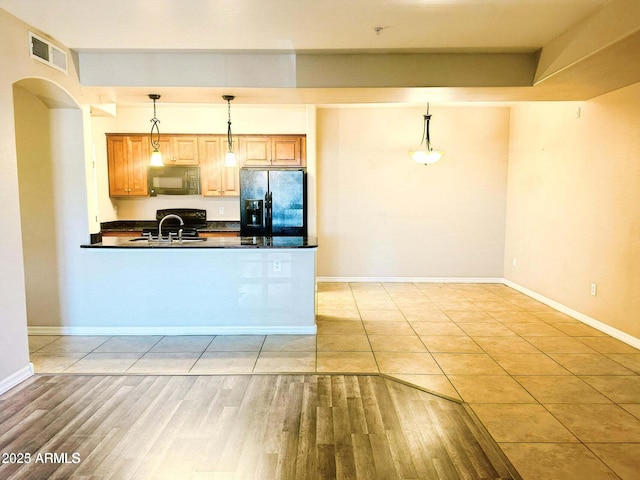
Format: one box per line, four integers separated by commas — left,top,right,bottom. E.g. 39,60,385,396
273,260,282,272
591,283,597,296
218,207,224,215
512,257,517,267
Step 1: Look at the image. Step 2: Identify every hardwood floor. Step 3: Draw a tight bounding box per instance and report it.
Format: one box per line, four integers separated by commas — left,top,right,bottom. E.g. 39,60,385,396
0,374,518,480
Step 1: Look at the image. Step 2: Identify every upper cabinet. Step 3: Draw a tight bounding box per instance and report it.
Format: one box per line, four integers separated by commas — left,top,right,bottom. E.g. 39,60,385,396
106,135,149,196
157,135,199,165
199,136,240,197
239,135,306,167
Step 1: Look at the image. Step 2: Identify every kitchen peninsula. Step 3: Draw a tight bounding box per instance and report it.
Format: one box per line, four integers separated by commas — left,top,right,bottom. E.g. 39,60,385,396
79,236,318,335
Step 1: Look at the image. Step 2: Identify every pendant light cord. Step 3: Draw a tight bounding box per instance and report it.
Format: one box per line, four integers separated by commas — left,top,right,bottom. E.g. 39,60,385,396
149,95,161,151
226,98,233,151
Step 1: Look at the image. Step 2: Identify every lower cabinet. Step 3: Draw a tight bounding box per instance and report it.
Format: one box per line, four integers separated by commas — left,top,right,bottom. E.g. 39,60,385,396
199,136,240,196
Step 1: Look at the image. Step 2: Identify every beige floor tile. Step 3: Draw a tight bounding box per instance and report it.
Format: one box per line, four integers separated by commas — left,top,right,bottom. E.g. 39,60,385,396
533,311,580,323
149,335,214,352
448,375,536,403
620,403,640,420
354,298,398,310
505,322,566,337
362,321,415,336
316,319,366,335
554,323,608,336
577,337,640,354
388,374,461,401
190,351,259,373
548,353,636,375
316,308,361,321
317,334,371,352
545,404,640,442
433,353,507,375
525,336,597,353
499,443,619,480
488,311,541,322
359,309,406,322
605,353,640,374
374,352,442,374
457,322,516,337
433,301,481,311
420,335,483,353
586,443,640,480
28,335,61,353
491,353,571,375
470,404,578,442
472,336,541,354
64,352,143,373
401,309,451,322
127,352,200,374
473,300,522,312
579,376,640,403
94,336,163,353
206,335,265,351
410,322,465,336
30,352,86,373
316,351,378,373
443,310,497,322
368,335,426,352
38,336,112,353
514,376,612,404
253,351,316,372
261,335,316,352
392,297,438,310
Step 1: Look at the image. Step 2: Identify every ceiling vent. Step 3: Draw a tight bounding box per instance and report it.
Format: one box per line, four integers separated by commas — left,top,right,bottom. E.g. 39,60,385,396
29,32,67,74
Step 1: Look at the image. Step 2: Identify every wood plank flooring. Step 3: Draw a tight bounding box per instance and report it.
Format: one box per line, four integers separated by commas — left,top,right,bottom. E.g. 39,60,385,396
0,374,518,480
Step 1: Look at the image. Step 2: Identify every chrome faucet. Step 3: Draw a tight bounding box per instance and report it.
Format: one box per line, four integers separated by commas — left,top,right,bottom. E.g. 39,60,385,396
158,214,184,241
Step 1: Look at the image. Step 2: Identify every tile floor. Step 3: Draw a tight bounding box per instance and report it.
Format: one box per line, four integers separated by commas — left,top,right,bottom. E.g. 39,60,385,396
29,282,640,480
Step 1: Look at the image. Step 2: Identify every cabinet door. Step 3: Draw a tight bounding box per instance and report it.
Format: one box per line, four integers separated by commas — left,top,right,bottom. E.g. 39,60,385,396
272,136,305,166
127,136,149,195
157,136,199,165
200,136,239,196
107,136,130,196
107,135,149,196
199,136,224,196
239,136,272,166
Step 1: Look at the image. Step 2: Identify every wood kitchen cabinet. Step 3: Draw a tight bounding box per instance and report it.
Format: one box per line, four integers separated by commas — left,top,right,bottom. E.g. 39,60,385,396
157,135,199,165
199,136,240,196
106,135,149,196
239,135,306,167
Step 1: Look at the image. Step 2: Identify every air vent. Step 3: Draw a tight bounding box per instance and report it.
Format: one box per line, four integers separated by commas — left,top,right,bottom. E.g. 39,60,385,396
29,32,67,74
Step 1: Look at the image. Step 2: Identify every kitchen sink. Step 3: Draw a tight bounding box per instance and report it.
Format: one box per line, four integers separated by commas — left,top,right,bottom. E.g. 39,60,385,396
128,237,207,243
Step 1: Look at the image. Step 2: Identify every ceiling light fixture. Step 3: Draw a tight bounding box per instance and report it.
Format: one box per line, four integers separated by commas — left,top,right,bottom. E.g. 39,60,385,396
223,95,237,167
148,94,163,167
409,103,444,165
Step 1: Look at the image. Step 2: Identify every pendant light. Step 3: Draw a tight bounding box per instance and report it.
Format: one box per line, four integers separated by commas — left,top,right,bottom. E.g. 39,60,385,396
148,94,163,167
409,103,444,165
223,95,237,167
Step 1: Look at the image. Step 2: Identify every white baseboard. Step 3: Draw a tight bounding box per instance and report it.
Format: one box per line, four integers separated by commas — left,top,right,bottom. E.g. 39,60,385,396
27,325,317,336
503,279,640,350
0,364,34,396
317,276,504,284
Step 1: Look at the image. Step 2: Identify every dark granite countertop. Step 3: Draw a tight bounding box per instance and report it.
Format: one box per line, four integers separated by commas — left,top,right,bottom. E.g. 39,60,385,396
100,220,241,233
82,236,317,249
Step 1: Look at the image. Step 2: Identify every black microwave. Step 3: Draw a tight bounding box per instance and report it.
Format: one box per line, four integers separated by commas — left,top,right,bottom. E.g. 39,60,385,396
148,166,200,196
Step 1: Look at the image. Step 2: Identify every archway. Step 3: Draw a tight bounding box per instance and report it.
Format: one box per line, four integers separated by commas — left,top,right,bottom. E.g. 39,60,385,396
13,77,89,335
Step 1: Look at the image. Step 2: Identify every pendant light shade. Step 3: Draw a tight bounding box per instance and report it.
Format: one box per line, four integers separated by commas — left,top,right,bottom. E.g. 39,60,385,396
148,94,163,167
409,103,444,165
223,95,237,167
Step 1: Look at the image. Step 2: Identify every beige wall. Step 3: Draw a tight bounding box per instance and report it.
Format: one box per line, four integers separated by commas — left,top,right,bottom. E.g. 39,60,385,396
316,105,510,279
504,82,640,338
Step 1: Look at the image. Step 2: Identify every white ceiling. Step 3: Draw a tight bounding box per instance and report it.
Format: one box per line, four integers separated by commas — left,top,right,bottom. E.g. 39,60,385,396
0,0,607,52
2,0,639,105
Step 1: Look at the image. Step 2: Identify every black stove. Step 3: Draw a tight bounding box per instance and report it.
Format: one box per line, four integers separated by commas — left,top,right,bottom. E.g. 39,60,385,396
143,208,207,237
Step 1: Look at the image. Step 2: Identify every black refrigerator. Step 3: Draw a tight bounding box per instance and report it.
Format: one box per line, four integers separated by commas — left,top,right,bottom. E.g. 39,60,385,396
240,168,307,236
